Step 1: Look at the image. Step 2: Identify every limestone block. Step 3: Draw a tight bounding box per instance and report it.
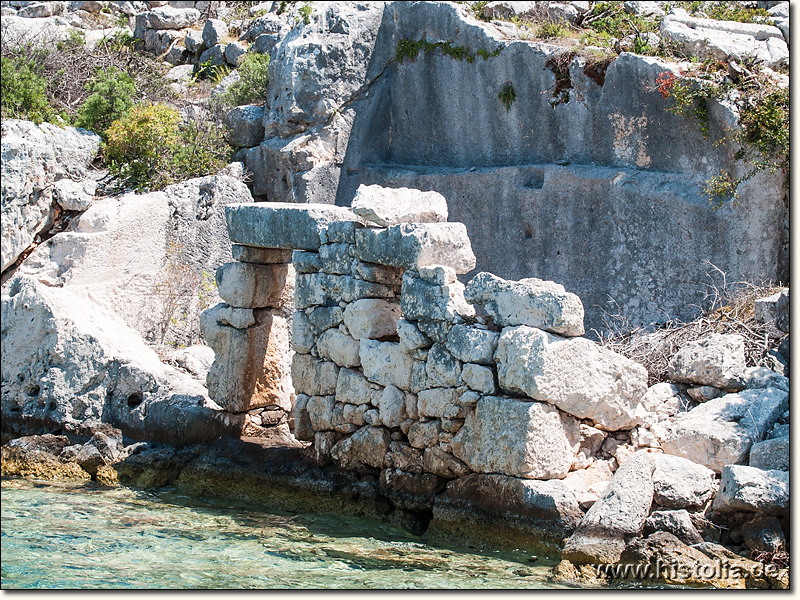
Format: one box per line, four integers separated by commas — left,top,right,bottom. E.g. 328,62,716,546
423,447,470,478
408,420,442,449
425,344,462,387
562,452,655,564
315,328,361,368
416,319,453,344
437,473,584,533
200,308,291,412
307,306,343,333
378,385,406,428
307,395,336,430
743,366,789,392
341,402,369,427
323,220,361,244
224,41,246,67
215,261,288,309
400,273,475,323
387,442,424,474
460,363,497,394
199,43,228,67
397,318,432,352
444,324,499,365
405,392,419,420
464,272,585,337
226,203,361,250
712,465,788,516
225,105,265,148
292,251,321,273
749,437,788,471
293,394,314,441
241,12,283,40
203,18,228,48
636,382,684,425
291,311,314,353
741,515,786,554
417,388,461,419
313,430,337,466
215,304,255,329
351,184,448,227
667,333,747,391
184,28,202,53
291,353,339,396
343,299,401,340
335,367,379,406
354,222,476,274
450,396,580,480
562,460,615,510
318,243,354,275
686,385,724,403
660,387,787,473
330,426,390,470
231,245,292,264
652,454,717,510
52,179,96,211
138,6,200,29
643,510,704,546
295,273,394,310
496,326,648,430
351,260,403,286
359,339,415,391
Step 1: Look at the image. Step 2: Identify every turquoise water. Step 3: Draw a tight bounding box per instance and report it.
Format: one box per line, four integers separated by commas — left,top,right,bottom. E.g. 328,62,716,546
1,478,567,589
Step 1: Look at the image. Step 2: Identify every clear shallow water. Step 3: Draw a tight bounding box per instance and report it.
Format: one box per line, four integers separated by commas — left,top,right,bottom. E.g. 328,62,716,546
1,478,566,589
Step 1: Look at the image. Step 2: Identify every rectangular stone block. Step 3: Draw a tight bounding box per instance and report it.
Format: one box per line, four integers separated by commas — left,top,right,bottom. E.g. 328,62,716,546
359,339,415,391
231,244,292,264
351,184,449,227
400,272,475,322
291,353,339,396
199,307,291,413
445,324,499,365
354,222,476,274
318,243,355,275
295,273,394,310
226,202,361,250
216,261,289,309
417,387,460,418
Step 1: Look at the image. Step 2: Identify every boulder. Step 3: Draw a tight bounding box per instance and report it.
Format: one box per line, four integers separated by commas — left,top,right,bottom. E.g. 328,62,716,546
400,272,475,323
660,387,788,473
241,12,283,41
342,298,401,340
667,333,747,391
562,452,655,564
450,396,580,480
184,28,203,53
199,43,227,67
136,5,199,30
445,324,499,365
202,18,228,47
748,437,788,471
643,509,704,545
651,454,717,510
225,105,266,148
636,382,685,425
225,202,361,250
355,223,476,274
250,32,281,54
350,184,448,227
495,325,648,430
359,339,416,391
330,426,390,470
215,261,288,308
52,179,96,212
315,327,361,368
1,120,101,272
199,306,291,412
713,465,788,516
562,460,615,510
1,275,233,446
741,515,786,554
464,273,585,336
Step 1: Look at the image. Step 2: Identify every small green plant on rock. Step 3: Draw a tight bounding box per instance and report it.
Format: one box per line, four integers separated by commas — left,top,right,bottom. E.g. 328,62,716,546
498,82,516,111
220,53,270,106
0,55,54,123
299,2,312,24
75,67,137,138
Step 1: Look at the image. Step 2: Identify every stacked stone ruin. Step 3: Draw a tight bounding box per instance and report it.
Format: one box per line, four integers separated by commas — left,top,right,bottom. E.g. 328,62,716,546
200,184,689,485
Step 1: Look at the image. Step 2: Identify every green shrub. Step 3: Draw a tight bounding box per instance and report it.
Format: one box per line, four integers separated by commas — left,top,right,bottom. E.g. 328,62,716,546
105,103,182,189
221,53,270,106
0,55,54,123
105,102,232,190
75,67,137,137
498,82,516,111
